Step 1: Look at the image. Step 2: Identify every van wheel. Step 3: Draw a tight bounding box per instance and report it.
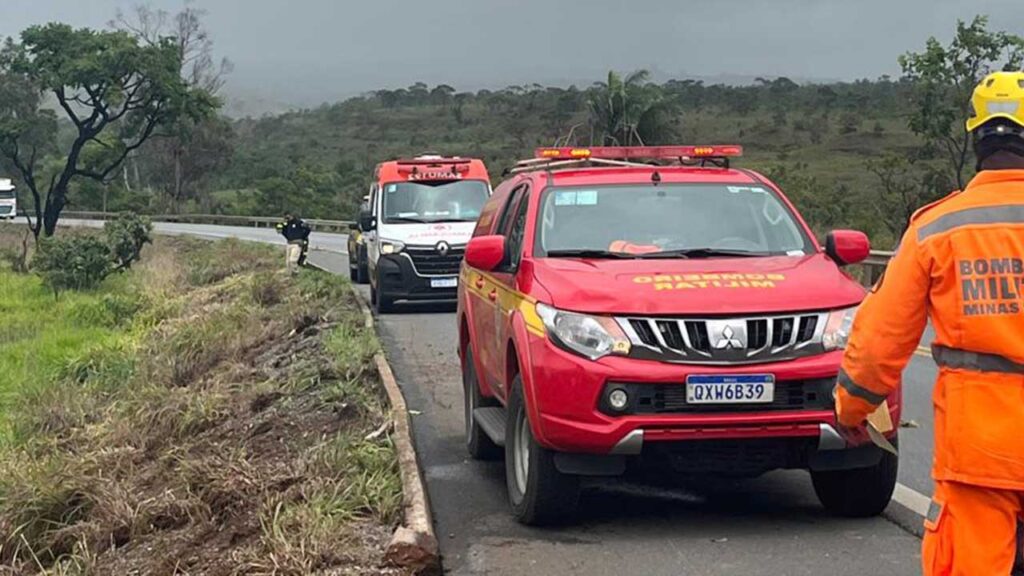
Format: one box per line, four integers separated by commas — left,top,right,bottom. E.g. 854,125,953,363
811,437,899,517
505,375,580,526
463,347,501,460
372,273,394,314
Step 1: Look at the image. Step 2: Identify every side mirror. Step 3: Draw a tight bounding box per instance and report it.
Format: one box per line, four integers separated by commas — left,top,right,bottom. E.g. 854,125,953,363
825,230,870,266
359,210,375,231
465,235,506,272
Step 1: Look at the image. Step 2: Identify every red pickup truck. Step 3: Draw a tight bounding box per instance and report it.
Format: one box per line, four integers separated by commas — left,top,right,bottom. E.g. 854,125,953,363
456,145,900,525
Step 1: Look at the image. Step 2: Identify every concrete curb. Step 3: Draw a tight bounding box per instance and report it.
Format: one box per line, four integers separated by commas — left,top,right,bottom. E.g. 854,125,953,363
347,280,440,575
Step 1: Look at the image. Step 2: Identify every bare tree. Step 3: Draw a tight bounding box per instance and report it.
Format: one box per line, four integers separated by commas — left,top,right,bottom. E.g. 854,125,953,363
112,4,232,94
112,3,233,211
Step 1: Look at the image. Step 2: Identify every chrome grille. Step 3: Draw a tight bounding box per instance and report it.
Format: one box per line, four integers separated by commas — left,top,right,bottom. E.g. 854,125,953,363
617,312,828,365
403,245,465,276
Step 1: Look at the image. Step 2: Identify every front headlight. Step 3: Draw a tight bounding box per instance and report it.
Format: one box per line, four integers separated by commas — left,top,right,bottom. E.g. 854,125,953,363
822,305,859,351
380,239,405,254
535,303,631,360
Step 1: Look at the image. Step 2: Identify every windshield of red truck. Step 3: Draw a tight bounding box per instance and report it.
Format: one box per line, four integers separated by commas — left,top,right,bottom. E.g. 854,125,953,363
382,180,488,224
535,184,814,257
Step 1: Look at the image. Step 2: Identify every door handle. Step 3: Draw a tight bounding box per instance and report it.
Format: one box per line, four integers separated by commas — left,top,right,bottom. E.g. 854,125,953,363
474,278,484,289
488,290,498,302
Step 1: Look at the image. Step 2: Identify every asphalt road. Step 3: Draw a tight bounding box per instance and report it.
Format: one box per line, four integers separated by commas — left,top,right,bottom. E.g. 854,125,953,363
42,221,936,574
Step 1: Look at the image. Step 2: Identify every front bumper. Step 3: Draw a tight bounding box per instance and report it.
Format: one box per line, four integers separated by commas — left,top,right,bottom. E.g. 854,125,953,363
523,334,899,472
375,254,459,302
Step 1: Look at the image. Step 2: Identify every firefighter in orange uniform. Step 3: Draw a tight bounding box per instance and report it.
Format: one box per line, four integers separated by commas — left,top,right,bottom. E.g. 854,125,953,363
834,71,1024,575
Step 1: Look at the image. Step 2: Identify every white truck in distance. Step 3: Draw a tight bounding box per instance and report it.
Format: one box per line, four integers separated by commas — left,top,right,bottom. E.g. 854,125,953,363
0,179,15,221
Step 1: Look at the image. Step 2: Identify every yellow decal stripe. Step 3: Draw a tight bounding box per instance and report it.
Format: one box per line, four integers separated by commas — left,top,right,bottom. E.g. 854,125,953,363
465,270,545,337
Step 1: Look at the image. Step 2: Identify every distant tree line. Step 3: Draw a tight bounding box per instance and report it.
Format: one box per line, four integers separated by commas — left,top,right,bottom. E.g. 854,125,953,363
1,10,1021,248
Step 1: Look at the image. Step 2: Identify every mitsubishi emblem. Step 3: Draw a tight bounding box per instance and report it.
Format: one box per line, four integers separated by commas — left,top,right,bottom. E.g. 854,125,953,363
436,241,450,256
714,325,744,350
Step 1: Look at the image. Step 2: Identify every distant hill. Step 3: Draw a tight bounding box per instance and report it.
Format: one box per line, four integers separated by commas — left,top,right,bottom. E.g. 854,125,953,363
218,71,846,118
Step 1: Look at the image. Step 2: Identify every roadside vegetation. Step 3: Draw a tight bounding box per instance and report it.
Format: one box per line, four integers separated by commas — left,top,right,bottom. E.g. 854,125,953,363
0,227,401,575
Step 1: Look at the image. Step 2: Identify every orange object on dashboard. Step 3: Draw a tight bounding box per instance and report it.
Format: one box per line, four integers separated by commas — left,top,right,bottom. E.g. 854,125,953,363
608,241,660,254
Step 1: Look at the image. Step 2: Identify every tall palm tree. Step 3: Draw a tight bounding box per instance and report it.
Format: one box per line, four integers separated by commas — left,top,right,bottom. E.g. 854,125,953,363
588,70,676,146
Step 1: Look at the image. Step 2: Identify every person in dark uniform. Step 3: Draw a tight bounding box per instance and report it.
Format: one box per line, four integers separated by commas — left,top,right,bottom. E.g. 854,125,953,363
275,213,312,273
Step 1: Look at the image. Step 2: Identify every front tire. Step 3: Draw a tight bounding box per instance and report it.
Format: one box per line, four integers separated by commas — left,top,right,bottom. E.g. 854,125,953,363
372,271,395,314
463,346,501,460
505,375,580,526
811,438,899,518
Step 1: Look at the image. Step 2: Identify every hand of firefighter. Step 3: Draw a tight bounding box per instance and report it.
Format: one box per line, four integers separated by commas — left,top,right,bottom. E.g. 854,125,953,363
832,386,871,447
835,419,872,447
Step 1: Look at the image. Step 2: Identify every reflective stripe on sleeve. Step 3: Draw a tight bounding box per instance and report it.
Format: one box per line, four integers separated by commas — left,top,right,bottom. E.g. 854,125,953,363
837,368,887,404
932,345,1024,374
917,204,1024,242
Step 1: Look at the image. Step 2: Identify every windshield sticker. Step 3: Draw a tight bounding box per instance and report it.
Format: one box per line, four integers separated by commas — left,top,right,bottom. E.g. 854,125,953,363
727,186,768,194
632,273,786,291
555,191,577,206
386,184,398,193
555,190,599,206
576,190,598,205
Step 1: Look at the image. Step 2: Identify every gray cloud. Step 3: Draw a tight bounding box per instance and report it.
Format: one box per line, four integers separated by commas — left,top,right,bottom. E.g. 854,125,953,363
3,0,1022,112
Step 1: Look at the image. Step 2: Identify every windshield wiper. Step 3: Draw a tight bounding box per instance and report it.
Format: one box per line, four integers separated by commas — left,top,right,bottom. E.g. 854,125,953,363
385,216,430,224
423,218,474,223
637,248,770,259
546,249,639,259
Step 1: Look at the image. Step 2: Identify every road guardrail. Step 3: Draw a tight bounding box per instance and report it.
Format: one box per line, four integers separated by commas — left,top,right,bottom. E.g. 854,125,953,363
58,211,354,233
856,249,894,287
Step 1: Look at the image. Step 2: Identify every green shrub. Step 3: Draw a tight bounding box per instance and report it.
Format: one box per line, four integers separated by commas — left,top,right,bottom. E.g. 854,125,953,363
105,213,153,271
33,235,111,295
30,213,153,296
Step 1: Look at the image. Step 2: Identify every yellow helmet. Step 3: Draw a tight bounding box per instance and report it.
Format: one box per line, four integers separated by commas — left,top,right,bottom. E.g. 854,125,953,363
966,71,1024,133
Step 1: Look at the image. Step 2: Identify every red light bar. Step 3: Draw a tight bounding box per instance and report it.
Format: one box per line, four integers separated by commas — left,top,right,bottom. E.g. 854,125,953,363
534,145,743,160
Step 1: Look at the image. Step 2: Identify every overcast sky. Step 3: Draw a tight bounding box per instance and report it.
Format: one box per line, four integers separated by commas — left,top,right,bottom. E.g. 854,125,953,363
3,0,1022,114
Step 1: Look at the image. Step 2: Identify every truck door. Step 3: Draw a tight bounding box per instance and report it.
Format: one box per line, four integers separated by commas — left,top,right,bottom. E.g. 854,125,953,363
365,183,380,274
475,184,529,397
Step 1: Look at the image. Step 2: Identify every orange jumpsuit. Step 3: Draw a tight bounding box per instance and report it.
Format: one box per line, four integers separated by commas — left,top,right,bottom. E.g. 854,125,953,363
836,169,1024,575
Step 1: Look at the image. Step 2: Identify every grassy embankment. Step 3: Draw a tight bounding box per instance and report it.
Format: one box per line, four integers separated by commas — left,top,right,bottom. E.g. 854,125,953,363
0,226,401,575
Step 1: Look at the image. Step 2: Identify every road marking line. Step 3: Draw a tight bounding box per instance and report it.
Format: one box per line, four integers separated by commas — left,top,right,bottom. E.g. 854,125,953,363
914,345,932,358
892,482,931,517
